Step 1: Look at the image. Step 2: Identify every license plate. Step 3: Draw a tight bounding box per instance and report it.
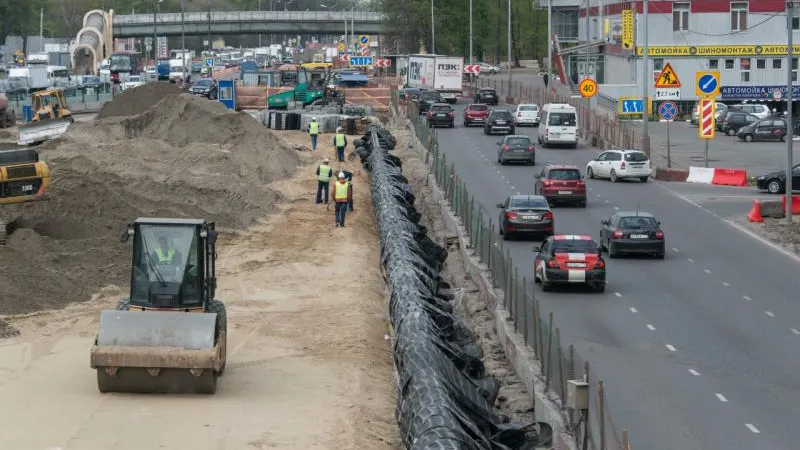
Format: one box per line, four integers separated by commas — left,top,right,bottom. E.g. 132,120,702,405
437,114,445,117
514,148,526,152
567,263,586,268
496,120,506,124
522,215,539,220
630,234,648,239
558,191,572,195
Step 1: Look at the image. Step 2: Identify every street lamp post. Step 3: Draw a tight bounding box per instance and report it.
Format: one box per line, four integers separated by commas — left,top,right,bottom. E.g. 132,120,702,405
787,1,795,223
431,0,435,54
153,1,158,63
642,0,650,156
507,0,512,83
469,0,473,64
258,0,262,47
181,0,186,81
547,0,552,77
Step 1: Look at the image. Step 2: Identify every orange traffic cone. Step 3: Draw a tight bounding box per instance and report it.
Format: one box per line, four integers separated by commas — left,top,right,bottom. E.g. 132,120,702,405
747,199,764,223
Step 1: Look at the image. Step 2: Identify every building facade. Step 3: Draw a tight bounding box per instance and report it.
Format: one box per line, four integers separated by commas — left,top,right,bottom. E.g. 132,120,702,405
577,0,798,102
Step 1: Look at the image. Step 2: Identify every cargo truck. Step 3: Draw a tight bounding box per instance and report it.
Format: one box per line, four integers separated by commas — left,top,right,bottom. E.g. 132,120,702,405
407,55,463,104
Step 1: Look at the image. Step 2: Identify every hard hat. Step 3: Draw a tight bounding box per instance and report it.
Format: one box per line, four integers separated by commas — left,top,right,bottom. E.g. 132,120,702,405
323,157,329,163
312,117,317,120
338,172,345,178
337,126,342,131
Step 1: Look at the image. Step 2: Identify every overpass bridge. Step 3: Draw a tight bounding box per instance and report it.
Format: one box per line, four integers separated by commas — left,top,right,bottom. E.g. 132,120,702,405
111,11,385,38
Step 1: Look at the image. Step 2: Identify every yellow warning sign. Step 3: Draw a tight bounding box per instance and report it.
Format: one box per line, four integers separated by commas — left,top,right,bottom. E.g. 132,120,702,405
655,63,681,88
621,10,634,50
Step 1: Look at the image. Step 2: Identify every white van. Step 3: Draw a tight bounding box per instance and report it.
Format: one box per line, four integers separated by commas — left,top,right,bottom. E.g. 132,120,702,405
537,103,578,148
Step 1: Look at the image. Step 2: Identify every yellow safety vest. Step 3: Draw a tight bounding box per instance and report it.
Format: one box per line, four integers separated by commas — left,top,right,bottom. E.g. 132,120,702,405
335,133,346,147
309,122,319,134
155,247,175,264
318,164,332,182
334,181,350,202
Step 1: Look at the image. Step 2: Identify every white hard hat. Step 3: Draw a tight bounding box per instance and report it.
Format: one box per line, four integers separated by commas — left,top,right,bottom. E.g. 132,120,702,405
312,117,317,120
338,172,345,178
337,126,342,131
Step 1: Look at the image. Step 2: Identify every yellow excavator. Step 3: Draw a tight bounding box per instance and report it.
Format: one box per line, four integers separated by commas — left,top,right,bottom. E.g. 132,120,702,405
0,147,51,245
17,89,74,146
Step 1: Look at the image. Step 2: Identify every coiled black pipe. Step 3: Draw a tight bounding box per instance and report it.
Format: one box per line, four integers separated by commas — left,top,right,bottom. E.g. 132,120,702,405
363,126,553,450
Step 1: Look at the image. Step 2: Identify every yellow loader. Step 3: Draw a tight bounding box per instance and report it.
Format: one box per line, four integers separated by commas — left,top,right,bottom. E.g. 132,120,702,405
17,89,74,146
0,147,51,244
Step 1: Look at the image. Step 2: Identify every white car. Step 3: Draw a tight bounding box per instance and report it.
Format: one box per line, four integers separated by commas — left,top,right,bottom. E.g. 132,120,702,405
586,149,652,183
121,75,145,91
514,104,540,126
478,62,500,74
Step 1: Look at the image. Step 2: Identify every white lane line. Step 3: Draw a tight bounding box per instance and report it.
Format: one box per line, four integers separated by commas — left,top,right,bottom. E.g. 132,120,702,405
501,175,506,179
791,328,800,335
688,258,695,263
604,199,610,204
596,194,601,198
765,311,775,317
614,291,622,297
722,281,730,287
613,206,620,210
743,295,752,301
745,424,760,434
666,344,677,352
672,247,680,252
510,186,516,190
588,187,593,191
506,180,511,184
715,393,729,403
646,324,656,331
704,269,712,274
629,307,638,313
688,368,701,376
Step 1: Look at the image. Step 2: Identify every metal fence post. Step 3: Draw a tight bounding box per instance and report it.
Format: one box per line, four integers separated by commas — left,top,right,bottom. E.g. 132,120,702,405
505,250,512,309
522,277,529,344
556,327,565,401
513,267,519,326
599,380,606,450
544,312,554,392
477,209,484,263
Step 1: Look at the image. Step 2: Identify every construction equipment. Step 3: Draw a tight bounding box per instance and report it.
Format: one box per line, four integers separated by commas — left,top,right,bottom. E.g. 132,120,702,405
17,89,74,146
0,93,17,129
90,218,228,394
0,147,51,245
268,67,332,109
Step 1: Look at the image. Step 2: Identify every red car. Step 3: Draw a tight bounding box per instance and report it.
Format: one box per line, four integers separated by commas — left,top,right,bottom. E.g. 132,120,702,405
463,103,490,126
534,164,587,207
533,235,606,292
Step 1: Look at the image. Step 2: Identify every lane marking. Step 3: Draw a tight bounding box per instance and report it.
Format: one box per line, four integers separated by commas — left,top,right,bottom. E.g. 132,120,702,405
742,295,752,301
688,258,695,263
510,186,516,190
629,307,638,313
596,194,601,198
613,206,620,210
722,281,730,287
666,344,677,352
688,368,700,376
704,269,712,274
501,175,506,179
715,393,729,403
614,292,622,297
672,247,680,252
745,424,760,434
765,311,775,317
604,199,610,204
646,324,656,331
791,328,800,335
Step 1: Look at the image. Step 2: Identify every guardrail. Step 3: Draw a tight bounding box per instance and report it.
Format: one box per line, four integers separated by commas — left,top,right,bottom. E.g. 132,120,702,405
113,11,383,25
396,92,633,450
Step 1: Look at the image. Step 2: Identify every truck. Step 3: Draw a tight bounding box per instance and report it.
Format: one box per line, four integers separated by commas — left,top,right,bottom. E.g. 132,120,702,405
169,58,186,80
407,55,464,104
25,53,50,93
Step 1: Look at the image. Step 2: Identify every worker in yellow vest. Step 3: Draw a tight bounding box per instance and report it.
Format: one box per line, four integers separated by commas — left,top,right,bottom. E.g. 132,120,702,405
315,157,333,204
331,172,353,227
308,117,320,150
333,126,347,162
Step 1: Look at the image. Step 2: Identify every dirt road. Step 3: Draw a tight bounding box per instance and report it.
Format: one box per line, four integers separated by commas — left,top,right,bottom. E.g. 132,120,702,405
0,134,398,450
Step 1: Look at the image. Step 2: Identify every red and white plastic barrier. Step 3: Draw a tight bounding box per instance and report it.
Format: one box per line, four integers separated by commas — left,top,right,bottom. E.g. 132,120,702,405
686,166,748,187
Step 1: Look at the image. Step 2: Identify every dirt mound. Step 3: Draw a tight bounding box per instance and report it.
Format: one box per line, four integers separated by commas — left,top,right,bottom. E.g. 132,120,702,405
0,93,300,315
96,82,182,119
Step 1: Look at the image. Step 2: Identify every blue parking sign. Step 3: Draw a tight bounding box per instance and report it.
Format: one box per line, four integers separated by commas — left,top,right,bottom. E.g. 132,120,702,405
205,58,214,67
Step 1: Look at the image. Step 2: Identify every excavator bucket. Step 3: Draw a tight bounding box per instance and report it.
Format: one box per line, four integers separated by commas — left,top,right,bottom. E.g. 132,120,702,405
17,119,72,146
90,310,224,394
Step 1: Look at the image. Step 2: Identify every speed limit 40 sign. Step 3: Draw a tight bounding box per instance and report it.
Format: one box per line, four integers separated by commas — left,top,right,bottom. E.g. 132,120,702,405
579,78,598,98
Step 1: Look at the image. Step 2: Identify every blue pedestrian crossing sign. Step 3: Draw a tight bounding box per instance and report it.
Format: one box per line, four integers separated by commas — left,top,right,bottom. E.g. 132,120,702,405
618,97,652,116
205,58,214,67
658,101,678,121
349,56,373,67
695,71,720,98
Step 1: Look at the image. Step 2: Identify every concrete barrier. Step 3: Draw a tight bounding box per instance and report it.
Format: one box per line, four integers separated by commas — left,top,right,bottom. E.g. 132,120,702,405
762,200,786,218
655,167,689,182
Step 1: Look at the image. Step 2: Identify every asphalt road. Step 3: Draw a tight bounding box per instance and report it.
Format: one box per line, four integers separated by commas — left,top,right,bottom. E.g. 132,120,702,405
429,101,800,450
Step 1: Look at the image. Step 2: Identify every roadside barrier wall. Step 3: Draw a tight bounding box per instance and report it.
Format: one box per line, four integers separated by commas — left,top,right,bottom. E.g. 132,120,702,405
359,125,553,450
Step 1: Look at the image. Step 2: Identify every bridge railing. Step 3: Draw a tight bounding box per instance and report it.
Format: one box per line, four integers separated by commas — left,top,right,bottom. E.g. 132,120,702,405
112,11,383,25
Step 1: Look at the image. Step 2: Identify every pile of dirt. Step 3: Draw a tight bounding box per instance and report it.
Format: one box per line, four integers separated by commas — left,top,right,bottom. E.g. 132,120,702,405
0,93,300,316
96,82,182,119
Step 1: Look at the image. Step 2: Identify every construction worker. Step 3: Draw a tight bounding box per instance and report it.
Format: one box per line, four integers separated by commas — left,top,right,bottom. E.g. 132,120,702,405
331,172,353,228
315,157,333,204
337,169,355,211
333,126,347,162
308,117,320,150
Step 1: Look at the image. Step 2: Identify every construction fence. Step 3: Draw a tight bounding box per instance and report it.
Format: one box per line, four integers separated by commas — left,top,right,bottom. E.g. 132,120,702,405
395,92,633,450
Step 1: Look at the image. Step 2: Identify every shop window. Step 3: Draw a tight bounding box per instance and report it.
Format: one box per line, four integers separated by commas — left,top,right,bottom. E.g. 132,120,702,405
731,2,748,31
653,59,664,71
724,59,735,70
756,58,766,69
740,58,750,82
673,2,690,31
709,59,719,70
773,58,782,70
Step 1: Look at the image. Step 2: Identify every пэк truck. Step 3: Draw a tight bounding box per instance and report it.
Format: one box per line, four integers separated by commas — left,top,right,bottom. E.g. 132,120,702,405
407,55,464,104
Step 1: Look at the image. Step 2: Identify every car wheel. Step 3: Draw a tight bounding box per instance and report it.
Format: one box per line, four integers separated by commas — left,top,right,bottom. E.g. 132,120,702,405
542,280,552,291
610,169,618,182
530,158,536,166
608,243,618,258
780,134,786,142
464,120,469,127
499,158,506,165
640,176,648,183
744,134,754,142
594,283,606,293
655,252,665,260
502,230,511,240
577,200,586,208
587,167,595,179
727,128,736,136
449,122,454,128
599,238,606,252
767,179,784,194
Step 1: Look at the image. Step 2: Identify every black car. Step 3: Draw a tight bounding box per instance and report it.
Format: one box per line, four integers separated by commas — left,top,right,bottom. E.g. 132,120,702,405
496,135,535,165
719,111,759,136
484,109,515,135
418,90,442,114
426,103,455,128
400,87,421,102
496,194,553,240
78,75,104,93
475,87,498,105
737,118,787,142
599,211,665,259
755,163,800,194
533,235,606,293
189,78,218,98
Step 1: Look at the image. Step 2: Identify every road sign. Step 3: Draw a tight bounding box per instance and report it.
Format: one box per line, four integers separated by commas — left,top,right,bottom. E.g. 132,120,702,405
773,89,783,100
579,78,598,98
655,63,681,87
699,98,715,139
658,101,678,121
359,35,369,45
696,71,720,98
464,64,481,74
349,56,373,67
654,87,680,101
375,58,391,68
205,58,214,67
622,9,635,50
337,42,346,52
618,97,652,116
339,53,350,62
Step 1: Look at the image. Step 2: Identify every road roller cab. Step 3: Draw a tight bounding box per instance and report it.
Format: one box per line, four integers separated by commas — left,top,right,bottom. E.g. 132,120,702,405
90,218,227,394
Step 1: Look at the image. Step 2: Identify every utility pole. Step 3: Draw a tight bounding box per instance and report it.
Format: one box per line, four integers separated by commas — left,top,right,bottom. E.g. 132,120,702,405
642,0,650,155
507,0,512,82
584,0,590,80
208,0,212,52
153,1,158,63
547,0,552,76
469,0,473,64
787,1,795,223
431,0,435,54
351,5,354,53
258,0,262,47
39,8,44,52
181,0,186,81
